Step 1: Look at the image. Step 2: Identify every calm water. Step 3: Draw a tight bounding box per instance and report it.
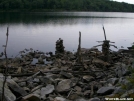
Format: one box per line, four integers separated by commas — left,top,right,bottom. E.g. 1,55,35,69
0,12,134,57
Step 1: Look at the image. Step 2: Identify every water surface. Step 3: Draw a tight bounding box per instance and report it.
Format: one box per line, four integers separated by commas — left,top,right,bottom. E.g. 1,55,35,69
0,12,134,57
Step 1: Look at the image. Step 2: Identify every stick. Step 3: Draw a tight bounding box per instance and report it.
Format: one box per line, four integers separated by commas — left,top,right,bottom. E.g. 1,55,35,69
67,89,74,98
2,27,9,101
103,26,107,40
16,71,41,82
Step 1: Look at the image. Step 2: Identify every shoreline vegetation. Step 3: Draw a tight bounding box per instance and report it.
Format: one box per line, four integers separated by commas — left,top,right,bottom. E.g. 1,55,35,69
0,0,134,13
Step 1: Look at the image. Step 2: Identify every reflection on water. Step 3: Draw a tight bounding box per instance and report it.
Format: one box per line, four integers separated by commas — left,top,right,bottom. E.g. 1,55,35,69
0,12,134,57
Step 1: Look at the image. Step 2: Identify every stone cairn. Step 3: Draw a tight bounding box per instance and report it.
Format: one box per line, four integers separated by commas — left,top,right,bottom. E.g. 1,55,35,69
94,26,117,62
55,38,65,55
73,32,84,71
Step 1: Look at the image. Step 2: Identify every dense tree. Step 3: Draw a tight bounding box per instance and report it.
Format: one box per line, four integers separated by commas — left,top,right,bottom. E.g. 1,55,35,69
0,0,134,12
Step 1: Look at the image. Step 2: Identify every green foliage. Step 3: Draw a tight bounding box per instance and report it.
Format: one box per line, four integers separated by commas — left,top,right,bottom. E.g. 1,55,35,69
0,0,134,12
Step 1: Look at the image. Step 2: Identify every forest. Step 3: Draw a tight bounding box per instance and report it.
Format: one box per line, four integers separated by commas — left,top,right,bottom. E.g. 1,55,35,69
0,0,134,12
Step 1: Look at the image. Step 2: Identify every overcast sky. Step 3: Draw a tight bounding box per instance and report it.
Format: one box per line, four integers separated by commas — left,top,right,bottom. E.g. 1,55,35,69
114,0,134,4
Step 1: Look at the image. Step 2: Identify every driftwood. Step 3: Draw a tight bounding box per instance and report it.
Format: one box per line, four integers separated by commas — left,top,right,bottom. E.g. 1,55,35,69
16,71,44,82
5,69,107,80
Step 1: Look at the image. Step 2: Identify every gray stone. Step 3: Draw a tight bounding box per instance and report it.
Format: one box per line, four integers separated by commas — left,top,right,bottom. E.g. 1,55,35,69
121,89,134,98
61,60,66,65
54,97,67,101
34,54,40,58
97,86,115,96
75,98,87,101
39,76,53,84
113,86,126,94
56,79,72,92
41,54,46,59
88,97,100,101
115,63,129,77
84,90,91,96
31,85,42,95
83,75,94,82
18,82,26,87
21,94,40,101
60,71,73,79
0,79,16,101
41,84,54,95
23,87,30,92
7,78,27,96
33,78,40,83
74,86,82,92
107,78,119,85
38,57,44,64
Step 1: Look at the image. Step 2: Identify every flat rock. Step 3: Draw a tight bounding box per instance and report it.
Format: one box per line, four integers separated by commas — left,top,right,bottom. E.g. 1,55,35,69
0,79,16,101
74,86,82,92
41,84,54,95
7,78,27,97
97,86,115,96
83,75,94,82
56,79,72,92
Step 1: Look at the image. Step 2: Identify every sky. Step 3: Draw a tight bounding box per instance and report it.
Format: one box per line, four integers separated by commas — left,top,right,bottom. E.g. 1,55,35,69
114,0,134,4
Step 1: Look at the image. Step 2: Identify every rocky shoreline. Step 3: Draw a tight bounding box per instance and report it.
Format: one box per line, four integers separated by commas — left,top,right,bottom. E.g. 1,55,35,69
0,38,134,101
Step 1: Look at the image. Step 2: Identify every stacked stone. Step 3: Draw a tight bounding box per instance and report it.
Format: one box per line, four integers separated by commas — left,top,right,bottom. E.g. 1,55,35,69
55,38,65,54
102,40,110,61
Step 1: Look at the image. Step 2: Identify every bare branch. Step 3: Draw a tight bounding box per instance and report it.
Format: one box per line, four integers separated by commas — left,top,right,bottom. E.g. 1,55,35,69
2,27,9,101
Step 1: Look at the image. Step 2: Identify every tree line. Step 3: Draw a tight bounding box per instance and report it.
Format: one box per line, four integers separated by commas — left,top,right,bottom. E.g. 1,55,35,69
0,0,134,12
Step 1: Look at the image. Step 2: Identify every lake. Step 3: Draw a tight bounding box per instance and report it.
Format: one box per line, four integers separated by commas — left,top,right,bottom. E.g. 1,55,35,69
0,12,134,57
